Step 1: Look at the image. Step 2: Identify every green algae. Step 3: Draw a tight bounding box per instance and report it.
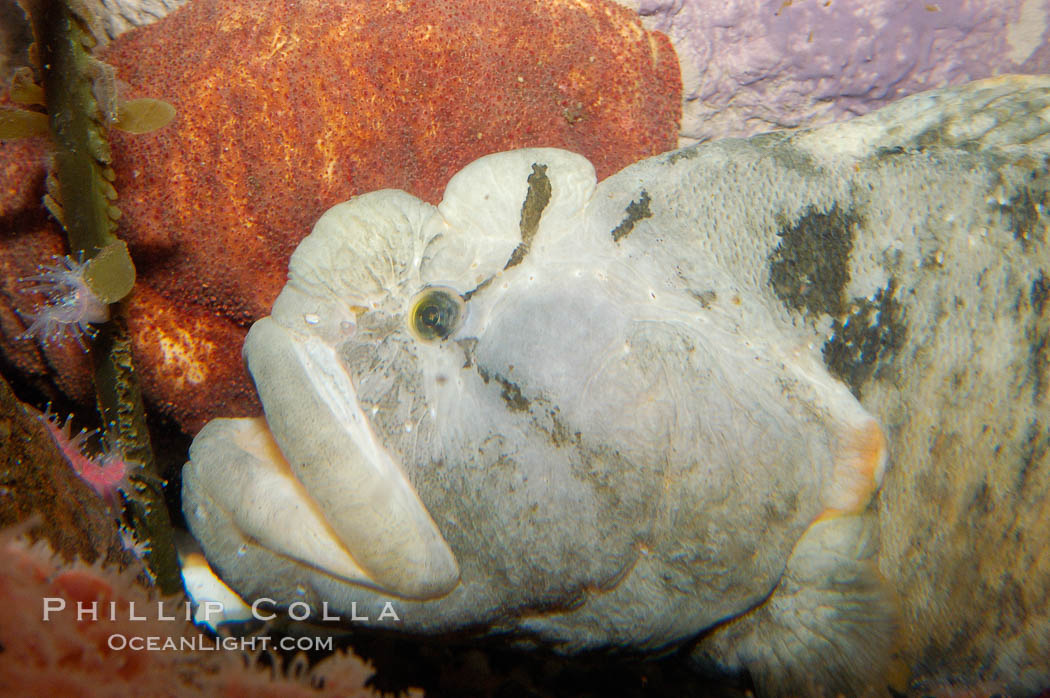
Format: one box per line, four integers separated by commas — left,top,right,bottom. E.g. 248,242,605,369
0,104,48,137
114,97,176,134
9,66,45,104
83,239,136,304
18,0,180,594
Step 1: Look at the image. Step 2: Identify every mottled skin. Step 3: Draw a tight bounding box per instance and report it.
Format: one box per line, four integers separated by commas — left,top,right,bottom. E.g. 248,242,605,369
606,75,1050,694
184,77,1049,696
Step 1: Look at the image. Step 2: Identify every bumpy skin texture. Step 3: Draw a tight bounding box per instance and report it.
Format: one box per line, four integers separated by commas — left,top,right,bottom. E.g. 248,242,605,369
604,76,1050,695
184,77,1050,696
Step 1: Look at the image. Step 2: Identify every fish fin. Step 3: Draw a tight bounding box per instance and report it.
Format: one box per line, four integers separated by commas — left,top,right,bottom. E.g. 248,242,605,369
693,512,901,698
825,416,888,514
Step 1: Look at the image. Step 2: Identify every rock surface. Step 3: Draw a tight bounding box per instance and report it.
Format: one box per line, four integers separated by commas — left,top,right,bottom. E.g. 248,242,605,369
0,371,125,565
617,0,1050,144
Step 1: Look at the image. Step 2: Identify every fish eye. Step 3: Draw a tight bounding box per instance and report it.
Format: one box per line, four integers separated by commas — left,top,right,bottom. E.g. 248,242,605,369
409,287,463,341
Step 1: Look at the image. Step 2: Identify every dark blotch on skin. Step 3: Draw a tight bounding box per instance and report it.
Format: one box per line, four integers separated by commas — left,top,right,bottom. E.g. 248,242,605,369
822,279,907,398
997,573,1029,632
999,182,1049,251
1016,420,1048,492
546,408,581,447
1028,271,1049,402
873,145,907,159
762,490,798,525
766,135,822,176
970,477,992,515
1028,328,1048,402
915,124,950,150
1032,270,1048,315
476,366,530,412
505,163,552,269
496,376,530,412
688,289,717,308
768,203,857,317
611,190,652,243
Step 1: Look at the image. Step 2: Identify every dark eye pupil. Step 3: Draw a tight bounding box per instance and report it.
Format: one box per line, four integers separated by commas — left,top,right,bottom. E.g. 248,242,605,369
411,289,461,341
421,305,442,328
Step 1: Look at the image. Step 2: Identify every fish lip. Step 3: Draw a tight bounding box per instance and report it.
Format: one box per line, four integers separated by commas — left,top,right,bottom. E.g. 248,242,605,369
184,413,462,604
234,317,461,600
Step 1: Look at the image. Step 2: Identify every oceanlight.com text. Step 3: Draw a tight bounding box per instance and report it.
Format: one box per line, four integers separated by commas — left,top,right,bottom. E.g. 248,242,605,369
106,634,334,652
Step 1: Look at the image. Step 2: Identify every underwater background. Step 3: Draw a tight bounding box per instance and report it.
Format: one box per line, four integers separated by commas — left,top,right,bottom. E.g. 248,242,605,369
1,1,1049,696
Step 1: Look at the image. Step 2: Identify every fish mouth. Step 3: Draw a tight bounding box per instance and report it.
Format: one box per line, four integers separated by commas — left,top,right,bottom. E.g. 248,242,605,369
184,317,460,601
